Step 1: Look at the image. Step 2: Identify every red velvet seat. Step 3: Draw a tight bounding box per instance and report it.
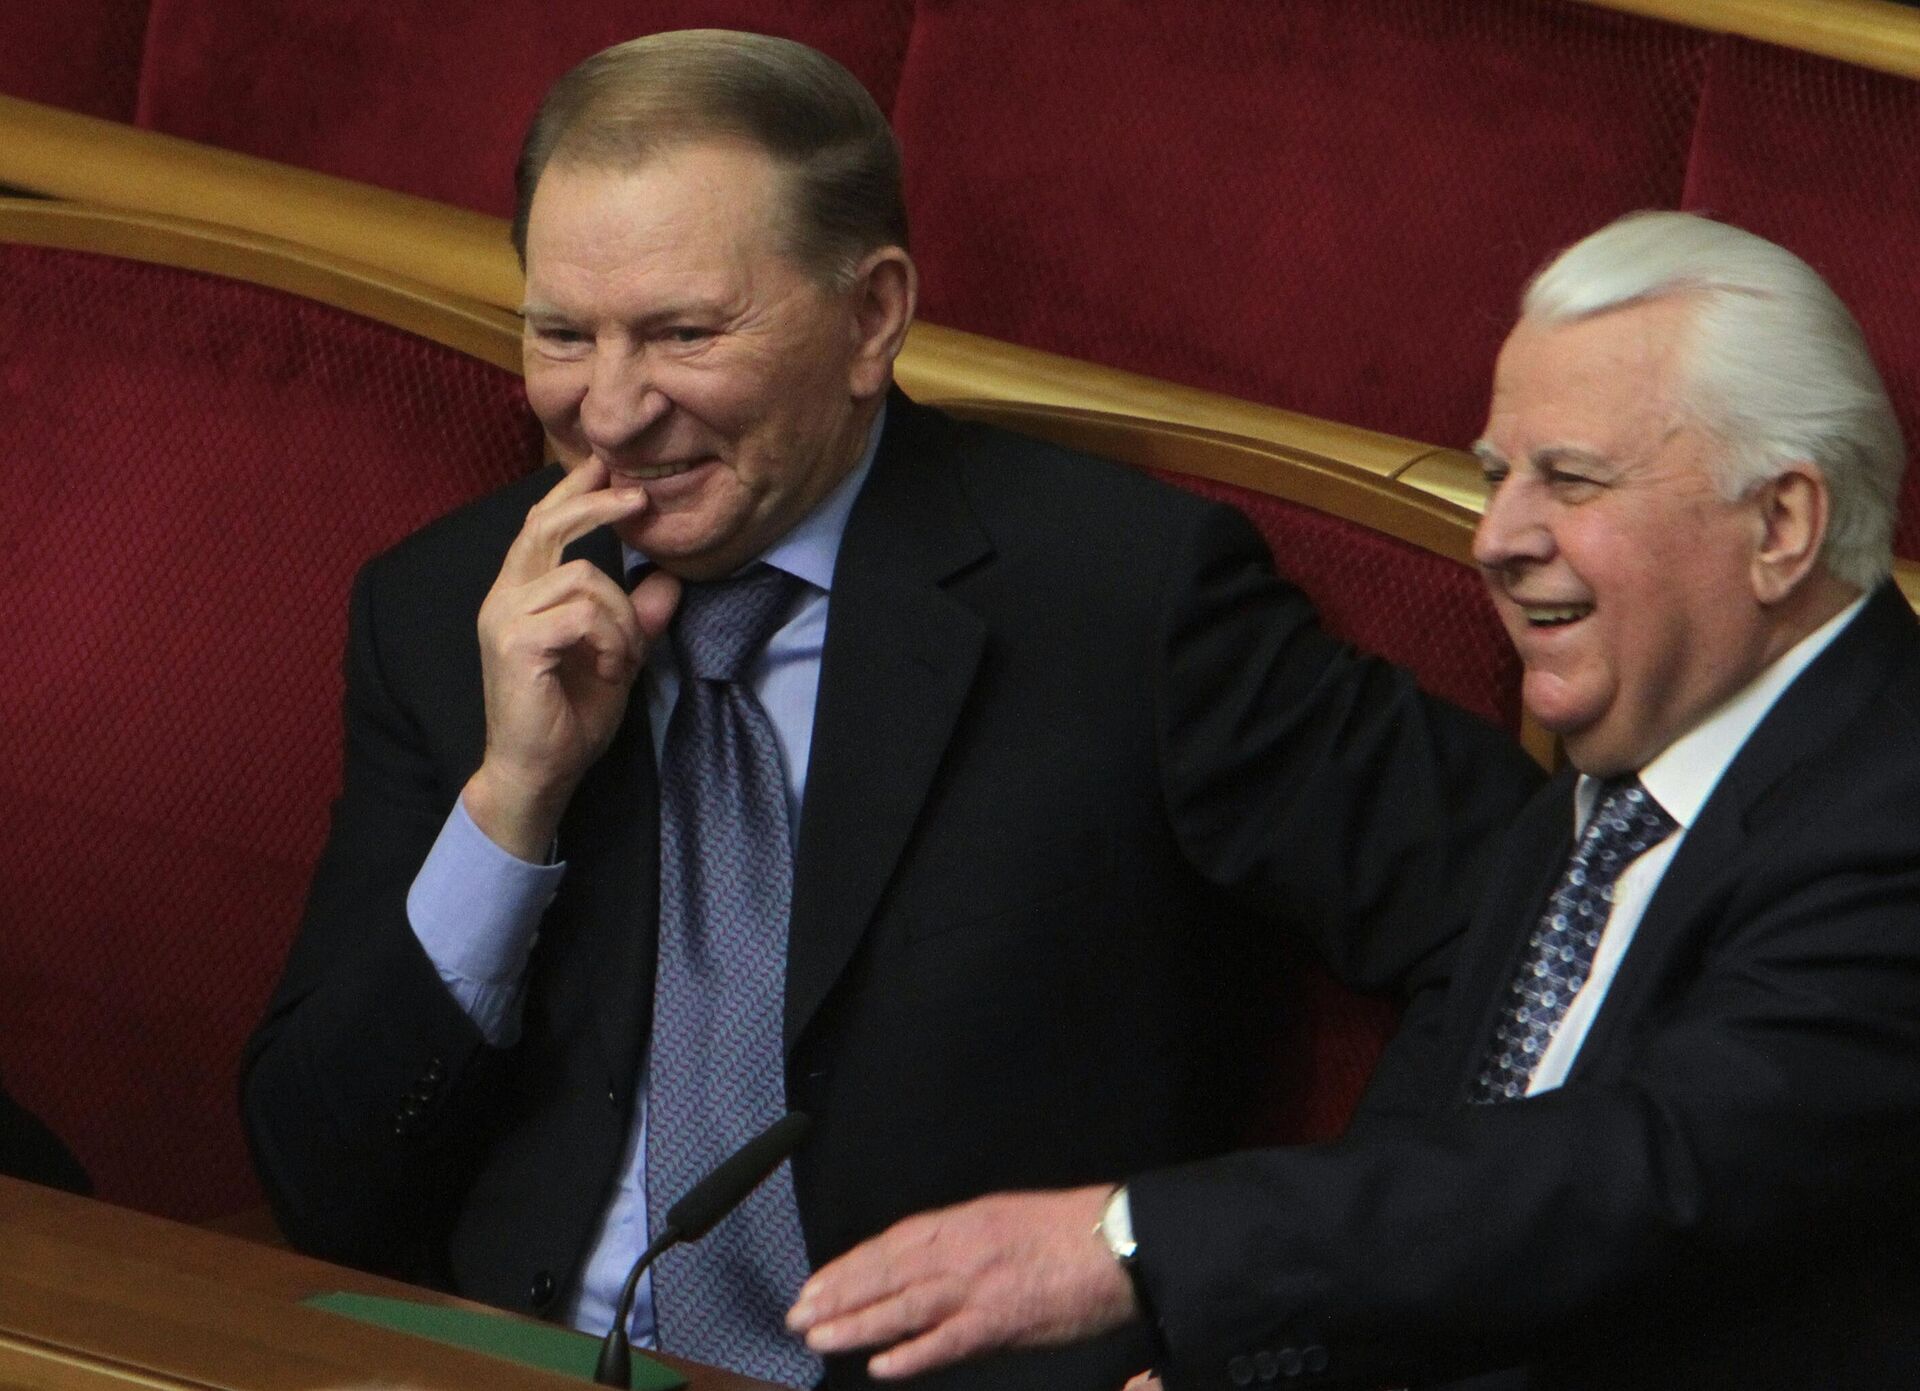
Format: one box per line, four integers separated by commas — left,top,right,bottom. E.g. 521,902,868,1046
894,0,1709,450
1681,36,1920,559
131,0,917,218
0,209,540,1219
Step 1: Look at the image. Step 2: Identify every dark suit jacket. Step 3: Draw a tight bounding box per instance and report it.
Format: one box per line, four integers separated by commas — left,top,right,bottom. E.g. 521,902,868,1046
1132,581,1920,1391
243,395,1539,1389
0,1075,89,1194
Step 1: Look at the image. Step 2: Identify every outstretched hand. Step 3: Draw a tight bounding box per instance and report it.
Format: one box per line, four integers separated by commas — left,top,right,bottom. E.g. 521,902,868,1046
465,461,680,858
786,1186,1137,1381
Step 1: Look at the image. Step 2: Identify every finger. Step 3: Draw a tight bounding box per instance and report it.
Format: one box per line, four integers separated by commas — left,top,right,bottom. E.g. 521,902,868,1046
499,465,650,584
508,559,641,629
791,1218,945,1328
801,1277,962,1356
867,1310,1003,1382
485,566,644,673
631,569,682,643
500,601,645,684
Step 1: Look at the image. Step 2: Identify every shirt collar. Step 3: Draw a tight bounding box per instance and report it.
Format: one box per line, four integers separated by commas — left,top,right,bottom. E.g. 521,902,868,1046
621,401,885,593
1575,591,1869,832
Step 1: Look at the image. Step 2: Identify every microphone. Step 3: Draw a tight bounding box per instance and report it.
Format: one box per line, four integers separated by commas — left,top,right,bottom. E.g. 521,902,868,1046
592,1111,813,1387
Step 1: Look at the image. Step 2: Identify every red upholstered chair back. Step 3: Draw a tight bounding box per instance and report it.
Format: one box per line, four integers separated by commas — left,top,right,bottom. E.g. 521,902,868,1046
944,403,1526,1143
1678,37,1920,558
0,203,540,1220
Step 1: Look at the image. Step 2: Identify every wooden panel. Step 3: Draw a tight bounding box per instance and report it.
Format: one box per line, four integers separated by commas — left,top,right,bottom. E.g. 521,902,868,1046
1588,0,1920,80
0,1178,774,1391
0,197,521,370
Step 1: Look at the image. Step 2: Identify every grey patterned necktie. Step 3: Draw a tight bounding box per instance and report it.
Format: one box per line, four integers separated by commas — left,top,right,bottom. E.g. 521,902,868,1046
645,563,821,1387
1471,776,1677,1104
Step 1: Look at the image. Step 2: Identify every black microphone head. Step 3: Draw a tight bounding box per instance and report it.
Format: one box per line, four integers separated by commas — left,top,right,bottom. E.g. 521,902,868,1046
665,1112,812,1241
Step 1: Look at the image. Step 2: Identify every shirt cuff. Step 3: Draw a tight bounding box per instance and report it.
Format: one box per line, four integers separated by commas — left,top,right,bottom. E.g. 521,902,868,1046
407,796,565,1041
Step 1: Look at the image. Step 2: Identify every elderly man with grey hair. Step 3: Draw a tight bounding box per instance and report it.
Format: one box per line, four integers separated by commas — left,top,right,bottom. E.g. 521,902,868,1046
791,211,1920,1390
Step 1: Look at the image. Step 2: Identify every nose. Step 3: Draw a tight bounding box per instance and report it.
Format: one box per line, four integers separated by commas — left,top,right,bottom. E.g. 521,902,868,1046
1472,472,1553,575
579,347,672,455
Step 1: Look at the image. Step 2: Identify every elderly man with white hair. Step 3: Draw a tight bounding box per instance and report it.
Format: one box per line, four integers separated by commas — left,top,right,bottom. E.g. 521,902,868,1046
788,211,1920,1389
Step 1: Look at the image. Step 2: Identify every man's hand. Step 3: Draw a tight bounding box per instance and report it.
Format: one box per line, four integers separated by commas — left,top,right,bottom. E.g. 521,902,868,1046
464,460,680,859
786,1186,1137,1380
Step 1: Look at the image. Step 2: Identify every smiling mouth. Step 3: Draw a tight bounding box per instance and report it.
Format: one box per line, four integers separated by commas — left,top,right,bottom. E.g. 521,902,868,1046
1519,603,1593,628
611,458,706,482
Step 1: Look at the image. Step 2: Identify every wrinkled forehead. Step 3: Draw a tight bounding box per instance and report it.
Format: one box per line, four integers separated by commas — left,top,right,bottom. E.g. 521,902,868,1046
526,142,794,264
1483,301,1700,457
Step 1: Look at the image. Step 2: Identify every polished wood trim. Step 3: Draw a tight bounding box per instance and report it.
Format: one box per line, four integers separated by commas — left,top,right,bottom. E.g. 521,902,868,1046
0,1177,775,1391
1585,0,1920,80
938,401,1480,563
897,325,1432,480
0,94,522,309
0,198,523,371
0,1334,213,1390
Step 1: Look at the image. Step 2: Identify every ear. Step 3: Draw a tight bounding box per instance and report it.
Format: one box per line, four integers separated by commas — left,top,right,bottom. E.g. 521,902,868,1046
1749,461,1829,606
844,247,918,401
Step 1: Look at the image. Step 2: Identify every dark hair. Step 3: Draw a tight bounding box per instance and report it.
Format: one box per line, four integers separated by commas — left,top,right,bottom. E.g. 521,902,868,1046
512,29,907,285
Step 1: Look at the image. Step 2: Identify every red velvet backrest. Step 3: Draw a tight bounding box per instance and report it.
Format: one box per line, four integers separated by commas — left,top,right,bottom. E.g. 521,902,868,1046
1149,470,1520,1142
0,242,541,1220
894,0,1709,449
0,0,150,121
1681,37,1920,560
131,0,916,219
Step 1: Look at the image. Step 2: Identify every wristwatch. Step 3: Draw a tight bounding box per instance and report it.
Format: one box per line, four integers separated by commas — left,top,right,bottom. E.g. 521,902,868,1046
1099,1184,1139,1266
1097,1184,1166,1361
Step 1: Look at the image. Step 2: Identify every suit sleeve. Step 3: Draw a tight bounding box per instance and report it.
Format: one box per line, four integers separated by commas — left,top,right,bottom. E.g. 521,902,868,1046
1129,755,1920,1388
241,559,504,1276
1152,500,1541,993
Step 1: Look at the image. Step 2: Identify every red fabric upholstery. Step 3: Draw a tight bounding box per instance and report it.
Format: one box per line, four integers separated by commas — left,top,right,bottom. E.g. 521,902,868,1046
133,0,915,218
1153,471,1520,1142
895,0,1709,449
0,0,149,120
1682,37,1920,559
0,243,540,1219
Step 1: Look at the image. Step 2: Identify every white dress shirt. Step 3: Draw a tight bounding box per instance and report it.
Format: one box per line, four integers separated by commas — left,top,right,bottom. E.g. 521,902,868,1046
1527,592,1868,1094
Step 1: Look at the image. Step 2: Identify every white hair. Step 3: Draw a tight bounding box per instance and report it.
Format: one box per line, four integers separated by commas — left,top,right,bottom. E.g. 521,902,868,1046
1523,211,1904,592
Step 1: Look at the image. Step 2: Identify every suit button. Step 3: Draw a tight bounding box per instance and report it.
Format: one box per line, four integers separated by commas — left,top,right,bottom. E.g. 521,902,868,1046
1253,1349,1280,1381
530,1270,556,1310
1301,1345,1328,1374
1276,1346,1302,1377
1228,1354,1256,1386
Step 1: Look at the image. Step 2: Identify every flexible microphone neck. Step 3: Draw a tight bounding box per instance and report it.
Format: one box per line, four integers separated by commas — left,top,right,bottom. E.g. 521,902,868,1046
592,1112,813,1387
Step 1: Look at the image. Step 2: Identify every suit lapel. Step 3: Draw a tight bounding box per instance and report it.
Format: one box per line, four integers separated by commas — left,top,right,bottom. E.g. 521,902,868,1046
550,525,661,1103
1567,583,1914,1078
785,398,991,1053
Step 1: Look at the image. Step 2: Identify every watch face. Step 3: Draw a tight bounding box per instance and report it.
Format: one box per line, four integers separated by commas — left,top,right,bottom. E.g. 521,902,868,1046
1101,1187,1138,1262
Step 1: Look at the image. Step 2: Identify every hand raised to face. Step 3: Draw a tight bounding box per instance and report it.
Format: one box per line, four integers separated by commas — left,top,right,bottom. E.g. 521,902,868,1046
463,460,681,860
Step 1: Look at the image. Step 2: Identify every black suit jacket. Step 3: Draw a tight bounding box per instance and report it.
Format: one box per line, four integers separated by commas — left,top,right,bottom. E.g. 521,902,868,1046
243,395,1539,1389
1132,581,1920,1390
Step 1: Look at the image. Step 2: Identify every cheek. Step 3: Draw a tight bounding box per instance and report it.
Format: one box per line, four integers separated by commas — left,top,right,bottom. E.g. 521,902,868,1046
522,361,584,432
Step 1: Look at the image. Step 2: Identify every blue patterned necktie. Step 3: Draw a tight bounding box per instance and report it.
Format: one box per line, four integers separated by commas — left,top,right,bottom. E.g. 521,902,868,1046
645,563,822,1387
1471,776,1678,1105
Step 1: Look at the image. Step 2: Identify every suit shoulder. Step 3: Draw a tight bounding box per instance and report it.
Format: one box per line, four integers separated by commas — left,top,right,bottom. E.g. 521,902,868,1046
905,404,1258,558
359,466,562,593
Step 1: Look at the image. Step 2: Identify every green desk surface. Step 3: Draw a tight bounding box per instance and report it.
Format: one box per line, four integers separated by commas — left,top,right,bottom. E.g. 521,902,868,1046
306,1290,687,1389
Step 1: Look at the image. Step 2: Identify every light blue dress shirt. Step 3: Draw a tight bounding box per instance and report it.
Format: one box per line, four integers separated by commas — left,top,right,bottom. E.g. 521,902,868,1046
406,407,883,1344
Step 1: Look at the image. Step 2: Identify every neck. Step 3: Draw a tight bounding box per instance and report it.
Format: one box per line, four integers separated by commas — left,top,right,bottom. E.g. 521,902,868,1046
1757,568,1862,670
